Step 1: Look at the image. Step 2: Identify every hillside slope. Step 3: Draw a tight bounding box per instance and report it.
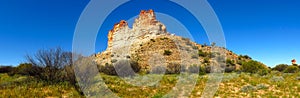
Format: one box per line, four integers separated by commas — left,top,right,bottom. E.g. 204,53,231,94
94,10,254,73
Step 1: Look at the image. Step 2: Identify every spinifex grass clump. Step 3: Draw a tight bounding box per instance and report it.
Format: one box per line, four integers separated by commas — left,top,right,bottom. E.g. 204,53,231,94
240,85,256,92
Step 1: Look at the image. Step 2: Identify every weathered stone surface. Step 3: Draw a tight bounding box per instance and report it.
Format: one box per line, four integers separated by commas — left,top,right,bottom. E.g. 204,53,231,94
95,9,243,72
107,9,167,52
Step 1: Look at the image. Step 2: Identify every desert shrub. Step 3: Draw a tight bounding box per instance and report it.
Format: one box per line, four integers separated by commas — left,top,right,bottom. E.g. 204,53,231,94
203,58,210,64
283,65,299,73
160,37,167,40
270,76,284,82
272,64,289,72
9,63,38,76
0,66,14,73
216,55,226,63
198,50,208,57
208,52,217,58
99,64,116,75
151,66,166,74
129,60,140,73
257,69,269,76
199,66,206,75
166,63,181,74
99,60,140,77
114,60,137,77
241,60,269,75
224,66,235,73
225,59,236,73
237,60,244,65
226,59,235,66
204,65,211,73
187,64,206,75
240,85,256,92
186,41,193,46
163,50,172,56
292,64,298,66
150,39,155,42
191,55,198,59
26,48,74,83
188,64,199,73
181,37,189,41
192,46,198,50
111,59,118,63
239,55,252,60
256,84,269,90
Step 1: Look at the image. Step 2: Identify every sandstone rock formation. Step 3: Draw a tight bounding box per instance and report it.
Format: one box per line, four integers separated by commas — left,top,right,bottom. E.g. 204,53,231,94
95,9,248,73
107,9,167,52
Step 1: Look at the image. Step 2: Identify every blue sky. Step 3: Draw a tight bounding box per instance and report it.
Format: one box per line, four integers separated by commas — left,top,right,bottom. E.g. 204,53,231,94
0,0,299,67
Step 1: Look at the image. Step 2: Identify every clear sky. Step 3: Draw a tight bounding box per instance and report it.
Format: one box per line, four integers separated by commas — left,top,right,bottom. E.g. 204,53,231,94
0,0,299,67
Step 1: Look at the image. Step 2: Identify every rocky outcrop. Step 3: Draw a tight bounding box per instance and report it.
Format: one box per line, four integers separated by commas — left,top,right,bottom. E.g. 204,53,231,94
96,9,247,73
107,9,167,52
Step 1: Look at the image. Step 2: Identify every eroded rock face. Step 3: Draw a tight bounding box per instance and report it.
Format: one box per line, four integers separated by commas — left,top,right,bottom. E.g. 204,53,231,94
96,9,242,72
107,9,168,52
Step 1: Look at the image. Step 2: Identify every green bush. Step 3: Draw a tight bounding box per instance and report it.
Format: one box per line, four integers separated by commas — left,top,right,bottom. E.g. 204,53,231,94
188,64,199,73
99,60,140,77
272,64,289,72
9,63,38,76
283,66,299,73
0,66,14,73
256,84,269,90
240,85,256,92
199,66,206,75
163,50,172,56
99,64,116,75
203,58,210,64
257,69,269,76
270,76,284,82
241,60,269,75
225,66,235,73
198,50,209,57
226,59,235,66
151,66,166,74
186,64,206,75
166,63,181,74
204,65,212,73
150,39,155,42
114,60,138,77
191,55,198,59
239,55,252,60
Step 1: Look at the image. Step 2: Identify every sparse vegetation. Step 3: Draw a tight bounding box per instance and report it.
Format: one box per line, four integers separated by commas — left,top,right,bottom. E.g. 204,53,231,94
272,64,289,72
0,66,14,73
239,55,252,60
283,65,299,73
198,50,209,57
188,64,199,73
166,63,181,74
241,60,269,75
163,50,172,56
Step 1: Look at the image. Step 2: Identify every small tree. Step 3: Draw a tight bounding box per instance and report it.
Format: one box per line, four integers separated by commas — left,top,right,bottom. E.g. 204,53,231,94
26,47,73,82
283,66,299,73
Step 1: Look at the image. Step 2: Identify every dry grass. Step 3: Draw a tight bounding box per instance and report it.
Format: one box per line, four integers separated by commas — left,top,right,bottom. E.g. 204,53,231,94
1,72,300,97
